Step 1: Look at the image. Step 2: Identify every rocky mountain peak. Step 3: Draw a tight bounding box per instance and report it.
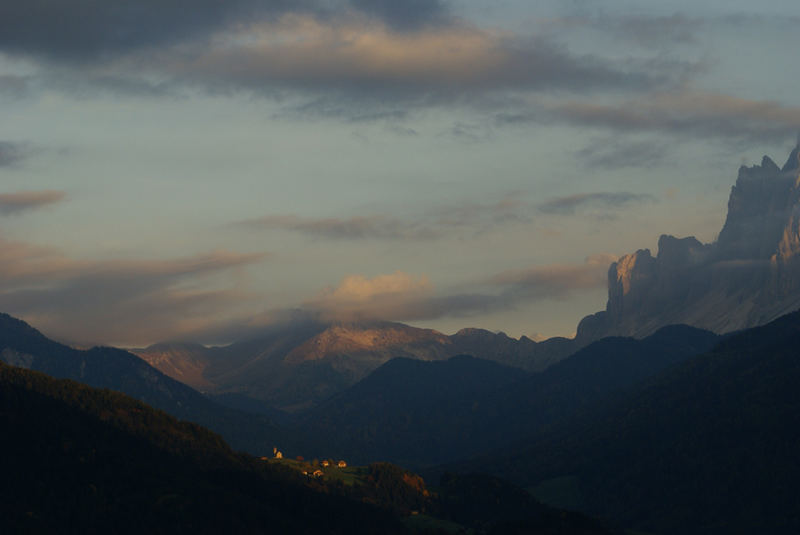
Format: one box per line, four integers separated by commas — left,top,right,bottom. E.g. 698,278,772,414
782,138,800,173
577,145,800,341
717,147,800,261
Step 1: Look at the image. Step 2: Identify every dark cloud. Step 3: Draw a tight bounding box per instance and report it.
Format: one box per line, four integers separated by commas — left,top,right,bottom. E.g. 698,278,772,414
349,0,449,29
431,197,531,229
173,30,681,97
239,214,438,240
549,92,800,144
576,138,670,169
0,141,34,167
539,192,655,215
239,195,531,242
0,0,270,60
0,0,450,62
275,97,410,123
496,91,800,146
0,190,65,215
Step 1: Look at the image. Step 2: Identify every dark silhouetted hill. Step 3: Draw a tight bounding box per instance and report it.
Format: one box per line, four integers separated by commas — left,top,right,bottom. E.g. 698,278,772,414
0,361,405,534
299,325,718,467
454,310,800,534
0,313,308,457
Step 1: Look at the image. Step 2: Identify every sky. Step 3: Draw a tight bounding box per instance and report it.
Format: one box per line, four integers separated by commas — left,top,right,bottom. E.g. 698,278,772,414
0,0,799,346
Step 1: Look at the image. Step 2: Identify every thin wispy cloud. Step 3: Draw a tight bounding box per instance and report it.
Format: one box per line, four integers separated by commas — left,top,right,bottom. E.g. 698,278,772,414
551,13,703,49
300,256,616,325
548,91,800,144
539,192,655,215
576,138,670,169
238,194,533,242
0,190,65,215
239,214,438,241
0,237,267,345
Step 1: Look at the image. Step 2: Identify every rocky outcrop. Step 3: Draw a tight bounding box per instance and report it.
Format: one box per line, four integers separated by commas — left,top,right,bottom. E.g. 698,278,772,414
577,143,800,340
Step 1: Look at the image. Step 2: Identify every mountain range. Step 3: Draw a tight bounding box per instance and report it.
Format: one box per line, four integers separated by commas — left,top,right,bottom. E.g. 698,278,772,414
294,324,719,467
134,320,578,411
129,145,800,417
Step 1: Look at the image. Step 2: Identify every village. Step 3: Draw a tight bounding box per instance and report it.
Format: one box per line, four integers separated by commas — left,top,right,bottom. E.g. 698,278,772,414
261,448,354,482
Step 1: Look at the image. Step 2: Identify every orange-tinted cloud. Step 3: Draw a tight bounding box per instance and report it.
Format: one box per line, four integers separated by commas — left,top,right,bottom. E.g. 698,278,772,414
302,257,616,324
306,271,433,321
158,13,666,97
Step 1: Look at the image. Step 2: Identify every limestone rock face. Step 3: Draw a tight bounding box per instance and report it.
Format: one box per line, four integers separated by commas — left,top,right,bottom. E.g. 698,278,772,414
577,143,800,340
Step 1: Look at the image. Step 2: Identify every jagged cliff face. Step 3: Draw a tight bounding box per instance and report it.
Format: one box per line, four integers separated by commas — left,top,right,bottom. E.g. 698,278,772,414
577,144,800,339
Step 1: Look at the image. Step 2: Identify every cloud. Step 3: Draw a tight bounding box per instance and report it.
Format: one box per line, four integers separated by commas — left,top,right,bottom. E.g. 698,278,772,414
239,214,437,240
348,0,449,29
159,16,675,97
431,196,531,229
0,190,65,215
554,13,702,49
0,0,262,60
546,91,800,144
538,192,655,215
604,13,701,48
0,6,702,117
301,256,616,324
303,271,506,323
575,138,670,169
238,194,532,242
0,237,267,345
486,254,616,300
306,271,433,322
0,141,34,167
0,1,452,62
0,75,33,97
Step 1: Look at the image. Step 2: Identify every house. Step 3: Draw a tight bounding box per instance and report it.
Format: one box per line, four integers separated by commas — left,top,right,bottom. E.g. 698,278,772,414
312,470,324,477
273,447,283,459
321,460,330,467
337,460,347,468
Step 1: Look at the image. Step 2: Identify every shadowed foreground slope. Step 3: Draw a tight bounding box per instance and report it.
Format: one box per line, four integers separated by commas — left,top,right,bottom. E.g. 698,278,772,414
455,310,800,534
0,361,406,534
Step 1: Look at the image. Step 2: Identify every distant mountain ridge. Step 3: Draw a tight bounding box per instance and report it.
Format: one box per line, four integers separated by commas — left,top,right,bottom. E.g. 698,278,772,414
134,145,800,414
0,313,307,456
135,320,578,411
578,143,800,340
296,324,719,467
